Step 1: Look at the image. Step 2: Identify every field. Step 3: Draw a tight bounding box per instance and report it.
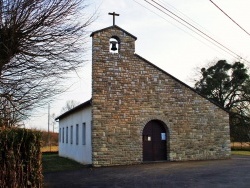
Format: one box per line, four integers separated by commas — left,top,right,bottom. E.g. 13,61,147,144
41,146,58,152
41,131,59,152
231,142,250,150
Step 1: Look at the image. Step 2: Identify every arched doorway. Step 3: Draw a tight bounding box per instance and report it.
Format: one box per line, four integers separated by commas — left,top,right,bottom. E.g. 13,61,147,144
143,120,167,161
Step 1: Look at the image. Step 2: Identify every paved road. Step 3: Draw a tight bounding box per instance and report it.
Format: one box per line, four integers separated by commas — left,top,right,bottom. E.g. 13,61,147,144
44,155,250,188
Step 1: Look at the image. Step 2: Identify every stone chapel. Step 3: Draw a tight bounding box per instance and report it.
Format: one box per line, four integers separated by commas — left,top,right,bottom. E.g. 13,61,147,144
56,23,231,167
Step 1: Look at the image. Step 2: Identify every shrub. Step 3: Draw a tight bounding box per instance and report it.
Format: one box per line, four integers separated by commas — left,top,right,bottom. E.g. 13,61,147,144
0,128,42,187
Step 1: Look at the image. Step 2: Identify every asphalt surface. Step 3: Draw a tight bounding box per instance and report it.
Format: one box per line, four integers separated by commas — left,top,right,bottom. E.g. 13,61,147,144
44,155,250,188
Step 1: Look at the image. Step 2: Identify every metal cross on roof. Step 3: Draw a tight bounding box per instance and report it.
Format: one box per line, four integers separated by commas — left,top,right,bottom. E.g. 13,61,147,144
108,12,119,25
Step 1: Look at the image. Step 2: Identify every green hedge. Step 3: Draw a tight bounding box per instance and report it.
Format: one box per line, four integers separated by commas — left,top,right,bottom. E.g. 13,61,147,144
0,128,42,188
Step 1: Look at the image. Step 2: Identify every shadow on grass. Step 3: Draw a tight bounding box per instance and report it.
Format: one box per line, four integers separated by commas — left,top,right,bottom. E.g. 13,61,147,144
42,153,87,173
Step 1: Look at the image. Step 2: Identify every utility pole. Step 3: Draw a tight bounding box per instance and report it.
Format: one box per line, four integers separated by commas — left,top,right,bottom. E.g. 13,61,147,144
48,103,51,151
48,103,50,132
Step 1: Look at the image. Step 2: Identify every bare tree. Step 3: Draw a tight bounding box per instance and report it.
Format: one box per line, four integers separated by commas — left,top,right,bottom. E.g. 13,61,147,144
0,0,94,127
61,100,80,113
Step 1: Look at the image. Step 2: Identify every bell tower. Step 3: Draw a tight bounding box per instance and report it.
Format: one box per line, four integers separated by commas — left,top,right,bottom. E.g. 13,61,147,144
90,20,138,166
91,26,136,55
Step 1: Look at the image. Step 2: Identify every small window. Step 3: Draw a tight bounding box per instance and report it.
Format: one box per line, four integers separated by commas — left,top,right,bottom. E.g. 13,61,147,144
161,133,166,140
62,127,64,143
66,127,68,143
82,123,86,145
76,124,79,145
70,126,73,144
59,128,61,142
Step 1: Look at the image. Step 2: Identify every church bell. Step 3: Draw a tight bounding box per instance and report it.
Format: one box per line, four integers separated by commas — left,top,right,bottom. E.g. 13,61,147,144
110,41,118,51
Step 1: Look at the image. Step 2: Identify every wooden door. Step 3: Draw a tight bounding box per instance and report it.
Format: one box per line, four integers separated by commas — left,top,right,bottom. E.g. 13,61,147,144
143,120,167,161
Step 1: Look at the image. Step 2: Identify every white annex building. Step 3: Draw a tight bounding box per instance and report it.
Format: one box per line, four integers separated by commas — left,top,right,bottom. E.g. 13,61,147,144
56,101,92,164
56,21,230,167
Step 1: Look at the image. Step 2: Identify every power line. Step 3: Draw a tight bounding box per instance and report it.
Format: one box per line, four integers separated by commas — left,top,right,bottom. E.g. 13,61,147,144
209,0,250,36
132,0,214,48
143,0,249,64
149,0,241,59
159,0,233,45
155,0,233,57
133,0,238,59
158,0,212,35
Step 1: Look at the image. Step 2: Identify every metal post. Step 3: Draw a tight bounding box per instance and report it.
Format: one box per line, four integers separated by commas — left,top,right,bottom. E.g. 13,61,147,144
48,103,51,151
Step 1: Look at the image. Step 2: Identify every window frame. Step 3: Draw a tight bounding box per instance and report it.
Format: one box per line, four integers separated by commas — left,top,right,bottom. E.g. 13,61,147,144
76,124,79,145
82,123,86,145
70,125,73,144
66,127,68,143
59,128,61,142
62,127,64,143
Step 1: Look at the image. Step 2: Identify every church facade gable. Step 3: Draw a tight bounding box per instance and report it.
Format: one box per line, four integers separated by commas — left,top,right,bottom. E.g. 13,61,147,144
91,26,231,167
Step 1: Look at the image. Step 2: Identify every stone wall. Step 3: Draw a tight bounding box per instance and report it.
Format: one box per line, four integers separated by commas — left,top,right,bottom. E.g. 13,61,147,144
91,26,231,167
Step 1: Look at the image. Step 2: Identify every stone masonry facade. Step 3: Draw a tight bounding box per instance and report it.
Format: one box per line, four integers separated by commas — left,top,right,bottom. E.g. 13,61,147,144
91,25,231,167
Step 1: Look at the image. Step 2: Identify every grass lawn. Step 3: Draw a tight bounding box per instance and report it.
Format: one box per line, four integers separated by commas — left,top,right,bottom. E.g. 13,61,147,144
231,150,250,156
42,153,86,173
42,151,250,173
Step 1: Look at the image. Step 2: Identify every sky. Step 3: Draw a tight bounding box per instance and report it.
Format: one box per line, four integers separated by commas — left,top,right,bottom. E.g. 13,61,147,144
24,0,250,131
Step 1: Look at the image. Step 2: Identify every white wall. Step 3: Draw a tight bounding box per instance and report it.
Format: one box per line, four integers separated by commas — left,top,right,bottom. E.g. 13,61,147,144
58,106,92,164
